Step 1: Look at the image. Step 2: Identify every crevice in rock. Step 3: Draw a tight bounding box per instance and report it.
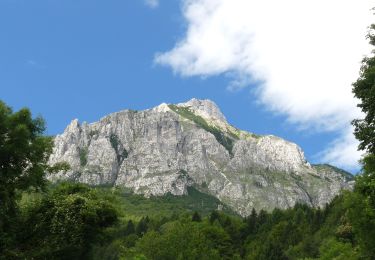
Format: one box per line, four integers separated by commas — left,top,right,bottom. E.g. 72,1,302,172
294,181,314,206
109,133,129,185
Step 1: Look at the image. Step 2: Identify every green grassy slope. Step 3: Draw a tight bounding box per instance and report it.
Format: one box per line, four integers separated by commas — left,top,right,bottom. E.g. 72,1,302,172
103,186,236,220
168,104,237,155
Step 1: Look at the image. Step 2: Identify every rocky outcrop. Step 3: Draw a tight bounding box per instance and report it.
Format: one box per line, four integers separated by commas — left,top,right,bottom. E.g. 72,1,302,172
48,99,353,216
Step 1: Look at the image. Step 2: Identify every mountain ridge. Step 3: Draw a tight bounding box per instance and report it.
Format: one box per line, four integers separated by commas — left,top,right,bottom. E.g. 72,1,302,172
48,98,353,216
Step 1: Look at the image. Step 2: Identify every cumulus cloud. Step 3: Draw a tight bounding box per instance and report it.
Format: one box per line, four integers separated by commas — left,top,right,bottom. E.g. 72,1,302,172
317,126,363,170
145,0,159,8
155,0,374,170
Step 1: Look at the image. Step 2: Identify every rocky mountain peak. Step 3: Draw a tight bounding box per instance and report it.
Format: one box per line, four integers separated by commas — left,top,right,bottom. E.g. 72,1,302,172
48,98,353,216
153,102,171,113
66,118,80,131
177,98,227,123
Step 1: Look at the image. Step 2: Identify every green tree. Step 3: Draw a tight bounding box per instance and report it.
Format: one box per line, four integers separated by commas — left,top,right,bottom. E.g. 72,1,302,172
201,224,235,259
209,210,220,224
192,211,202,222
136,221,221,260
125,220,136,235
318,237,359,260
0,101,54,256
21,182,118,259
352,23,375,154
355,154,375,208
351,21,375,258
136,216,150,236
243,208,258,237
346,191,375,258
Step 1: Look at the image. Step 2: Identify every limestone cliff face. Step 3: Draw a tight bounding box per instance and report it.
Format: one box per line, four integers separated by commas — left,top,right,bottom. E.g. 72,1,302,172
48,98,353,216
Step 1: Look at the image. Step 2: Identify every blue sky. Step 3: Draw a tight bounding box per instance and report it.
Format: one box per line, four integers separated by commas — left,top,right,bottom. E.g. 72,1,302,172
1,0,373,172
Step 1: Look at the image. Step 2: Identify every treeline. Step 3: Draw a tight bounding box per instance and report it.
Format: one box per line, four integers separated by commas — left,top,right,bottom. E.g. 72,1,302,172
1,180,373,260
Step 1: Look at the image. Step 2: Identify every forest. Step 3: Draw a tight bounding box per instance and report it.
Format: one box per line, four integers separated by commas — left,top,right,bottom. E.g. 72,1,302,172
1,179,373,259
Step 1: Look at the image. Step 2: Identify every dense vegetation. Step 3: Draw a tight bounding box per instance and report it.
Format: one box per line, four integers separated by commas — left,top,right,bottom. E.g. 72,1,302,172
352,23,375,154
2,181,373,259
0,100,69,257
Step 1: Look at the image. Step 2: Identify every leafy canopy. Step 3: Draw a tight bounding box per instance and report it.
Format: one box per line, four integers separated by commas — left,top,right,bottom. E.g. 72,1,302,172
0,101,54,254
352,24,375,154
0,100,70,257
351,21,375,258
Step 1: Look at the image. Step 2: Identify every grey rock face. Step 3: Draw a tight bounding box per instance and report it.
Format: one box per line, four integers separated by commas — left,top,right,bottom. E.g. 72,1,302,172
48,99,353,216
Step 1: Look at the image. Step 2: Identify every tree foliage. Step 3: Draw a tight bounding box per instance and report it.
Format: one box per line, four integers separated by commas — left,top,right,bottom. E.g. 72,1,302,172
3,177,374,259
352,24,375,154
0,101,53,256
19,182,118,259
351,21,375,259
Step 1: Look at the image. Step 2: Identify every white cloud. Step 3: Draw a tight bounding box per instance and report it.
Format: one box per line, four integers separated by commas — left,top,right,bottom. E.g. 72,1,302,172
318,126,363,171
145,0,159,8
155,0,374,170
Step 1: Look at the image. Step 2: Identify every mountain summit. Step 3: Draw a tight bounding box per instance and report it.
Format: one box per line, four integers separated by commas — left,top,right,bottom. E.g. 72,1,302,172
48,99,353,216
178,98,227,122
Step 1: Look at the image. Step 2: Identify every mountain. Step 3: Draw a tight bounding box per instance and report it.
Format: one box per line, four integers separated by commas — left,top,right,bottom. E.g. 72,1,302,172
48,98,353,216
